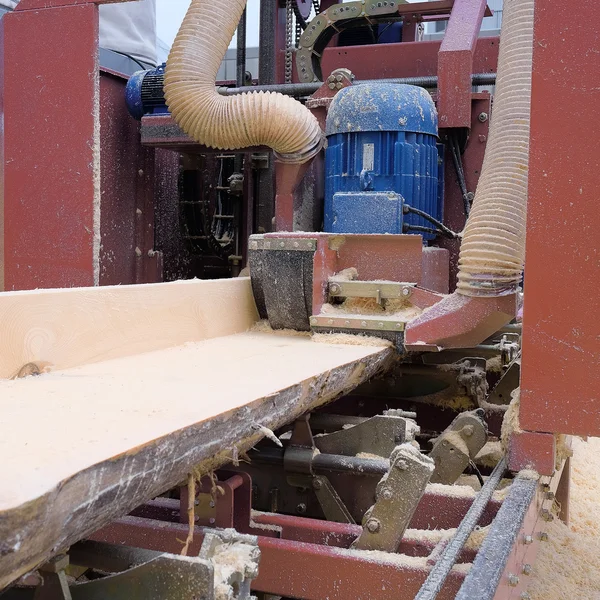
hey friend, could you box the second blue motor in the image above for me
[324,83,444,240]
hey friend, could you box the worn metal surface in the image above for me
[437,0,487,128]
[508,432,556,477]
[314,414,416,457]
[353,445,435,552]
[416,457,507,600]
[456,476,537,600]
[429,410,488,485]
[1,4,100,289]
[520,0,600,437]
[321,37,498,82]
[91,515,466,600]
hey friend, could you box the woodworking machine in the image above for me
[0,0,599,599]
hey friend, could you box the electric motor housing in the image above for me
[324,83,444,239]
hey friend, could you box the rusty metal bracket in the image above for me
[284,416,357,524]
[429,409,488,485]
[352,444,435,552]
[314,414,419,458]
[488,354,521,406]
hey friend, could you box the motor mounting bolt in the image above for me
[313,478,323,490]
[478,112,489,122]
[522,564,532,576]
[508,574,519,587]
[366,518,381,533]
[402,287,411,297]
[381,488,393,500]
[329,283,341,295]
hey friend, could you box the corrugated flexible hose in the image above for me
[164,0,324,163]
[456,0,534,296]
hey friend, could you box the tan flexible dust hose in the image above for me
[456,0,534,296]
[164,0,324,163]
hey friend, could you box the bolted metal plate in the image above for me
[328,280,416,301]
[310,314,407,332]
[365,0,407,17]
[249,237,317,252]
[328,2,364,21]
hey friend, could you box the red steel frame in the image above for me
[519,0,600,439]
[0,0,167,291]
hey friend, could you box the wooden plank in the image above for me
[0,332,393,589]
[0,278,258,379]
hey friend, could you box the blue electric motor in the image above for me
[125,63,169,120]
[324,83,444,239]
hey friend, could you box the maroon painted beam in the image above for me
[520,0,600,437]
[1,4,101,290]
[321,37,498,82]
[16,0,128,9]
[437,0,488,128]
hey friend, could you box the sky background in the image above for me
[156,0,261,49]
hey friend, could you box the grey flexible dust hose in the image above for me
[164,0,324,163]
[456,0,534,296]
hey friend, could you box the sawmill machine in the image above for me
[0,0,598,599]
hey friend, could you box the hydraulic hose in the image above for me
[164,0,324,163]
[456,0,534,296]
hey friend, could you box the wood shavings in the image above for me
[250,320,310,337]
[528,437,600,599]
[313,333,393,348]
[179,473,196,556]
[501,388,522,452]
[474,441,504,468]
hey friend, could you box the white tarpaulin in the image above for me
[0,0,157,66]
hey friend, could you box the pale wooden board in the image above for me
[0,278,259,379]
[0,332,393,589]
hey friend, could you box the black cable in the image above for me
[404,224,456,240]
[404,205,459,239]
[468,460,485,488]
[449,131,472,217]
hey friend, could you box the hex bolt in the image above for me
[381,488,393,500]
[523,534,533,545]
[336,74,343,82]
[296,503,307,514]
[402,287,411,297]
[328,82,336,90]
[463,425,475,437]
[366,518,381,533]
[478,112,489,122]
[508,574,520,587]
[329,283,341,295]
[541,509,554,522]
[313,478,323,490]
[539,532,549,542]
[522,564,532,576]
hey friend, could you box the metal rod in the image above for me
[236,8,247,88]
[217,73,497,97]
[252,447,390,476]
[455,476,538,600]
[414,457,507,600]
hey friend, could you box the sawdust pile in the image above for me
[250,320,310,337]
[527,437,600,600]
